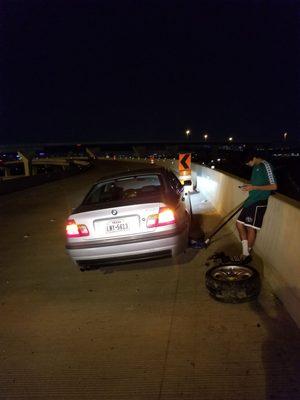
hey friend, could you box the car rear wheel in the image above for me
[205,264,260,303]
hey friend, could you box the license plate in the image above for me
[106,219,129,234]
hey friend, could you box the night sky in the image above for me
[1,0,299,144]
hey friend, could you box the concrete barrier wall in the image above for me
[192,163,247,215]
[257,195,300,328]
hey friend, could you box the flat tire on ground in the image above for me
[205,264,260,303]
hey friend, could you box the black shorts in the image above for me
[237,200,268,230]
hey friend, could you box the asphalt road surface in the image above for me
[0,160,300,400]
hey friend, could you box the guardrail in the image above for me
[0,158,92,194]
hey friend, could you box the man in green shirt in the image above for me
[236,152,277,261]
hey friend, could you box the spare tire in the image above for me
[205,264,260,303]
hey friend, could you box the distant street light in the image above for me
[283,132,288,141]
[185,129,191,140]
[203,133,208,141]
[228,137,233,142]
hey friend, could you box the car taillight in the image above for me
[146,207,176,228]
[66,219,89,237]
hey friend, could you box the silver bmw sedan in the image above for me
[65,167,191,268]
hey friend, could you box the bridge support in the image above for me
[18,152,32,176]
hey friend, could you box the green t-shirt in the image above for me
[244,161,276,208]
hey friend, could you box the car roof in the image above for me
[94,166,170,184]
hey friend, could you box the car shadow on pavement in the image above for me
[79,247,200,274]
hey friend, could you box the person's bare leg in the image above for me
[246,227,257,250]
[236,221,247,240]
[236,221,249,256]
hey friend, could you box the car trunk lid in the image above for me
[70,201,168,240]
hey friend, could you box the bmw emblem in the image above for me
[111,210,118,216]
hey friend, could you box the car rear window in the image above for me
[83,175,162,204]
